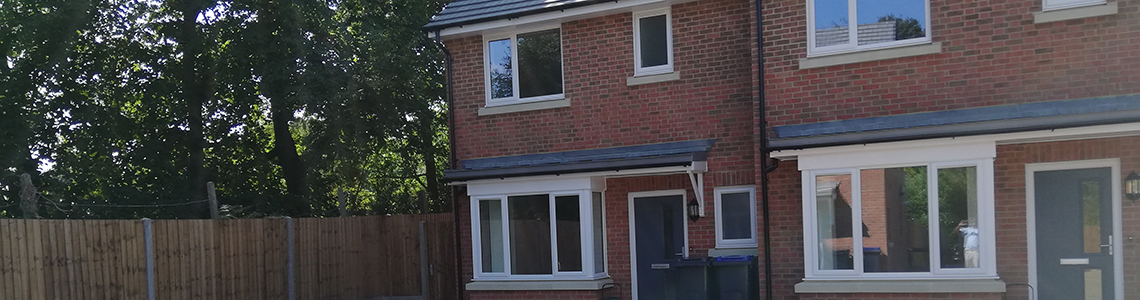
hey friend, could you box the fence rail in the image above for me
[0,214,456,300]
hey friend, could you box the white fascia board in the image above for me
[437,0,696,39]
[791,139,996,171]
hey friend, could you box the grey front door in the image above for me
[634,194,685,300]
[1034,167,1114,300]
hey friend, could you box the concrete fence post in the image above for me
[143,218,155,300]
[286,217,295,300]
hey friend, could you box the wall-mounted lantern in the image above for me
[1126,171,1140,201]
[687,199,701,222]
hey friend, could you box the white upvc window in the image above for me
[632,8,674,76]
[1043,0,1106,10]
[715,186,757,248]
[803,157,997,279]
[806,0,932,56]
[483,25,565,107]
[472,190,606,280]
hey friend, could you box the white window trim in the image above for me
[482,24,565,107]
[805,0,933,57]
[471,189,607,281]
[1043,0,1106,11]
[714,186,758,248]
[800,150,998,280]
[632,8,674,76]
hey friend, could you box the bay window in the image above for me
[804,159,996,279]
[473,190,606,279]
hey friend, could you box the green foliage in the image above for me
[0,0,450,219]
[878,14,925,41]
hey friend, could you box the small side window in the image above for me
[715,186,757,248]
[633,9,673,76]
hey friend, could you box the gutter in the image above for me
[433,30,466,300]
[754,1,779,300]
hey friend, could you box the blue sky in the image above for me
[815,0,926,29]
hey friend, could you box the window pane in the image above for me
[638,14,668,68]
[816,174,854,270]
[593,192,606,273]
[813,0,850,47]
[517,29,563,98]
[855,0,926,45]
[721,191,753,240]
[487,39,513,99]
[556,195,582,272]
[860,167,929,273]
[1082,180,1102,254]
[479,199,505,273]
[938,166,979,269]
[509,194,553,274]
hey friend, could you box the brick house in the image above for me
[425,0,1140,298]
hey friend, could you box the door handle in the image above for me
[1100,235,1113,256]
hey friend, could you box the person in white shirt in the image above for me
[954,220,979,268]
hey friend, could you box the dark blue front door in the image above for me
[634,194,685,300]
[1035,167,1114,300]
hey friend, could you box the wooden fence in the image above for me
[0,214,457,300]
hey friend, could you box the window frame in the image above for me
[805,0,933,57]
[801,159,997,280]
[471,189,607,281]
[714,186,758,249]
[632,8,674,76]
[1043,0,1106,11]
[482,24,565,107]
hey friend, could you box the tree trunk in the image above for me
[271,103,311,216]
[419,111,439,211]
[180,1,210,218]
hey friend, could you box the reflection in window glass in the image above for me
[479,199,505,273]
[487,39,513,99]
[813,0,850,47]
[855,0,926,45]
[509,194,552,274]
[638,14,668,68]
[1082,181,1102,254]
[860,167,929,272]
[938,166,979,269]
[517,29,563,98]
[721,192,753,240]
[816,174,854,270]
[593,192,606,273]
[555,195,582,272]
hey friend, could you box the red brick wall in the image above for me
[760,0,1140,128]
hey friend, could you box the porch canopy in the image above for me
[770,94,1140,151]
[445,139,715,182]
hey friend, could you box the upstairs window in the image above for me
[808,0,931,56]
[633,9,674,76]
[484,26,564,106]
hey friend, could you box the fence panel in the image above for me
[0,214,456,300]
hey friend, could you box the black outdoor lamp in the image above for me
[687,199,701,222]
[1126,171,1140,201]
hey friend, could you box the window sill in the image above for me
[466,277,613,291]
[627,71,681,86]
[478,98,571,116]
[794,278,1006,294]
[1034,2,1117,24]
[799,42,943,70]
